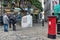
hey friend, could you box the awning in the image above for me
[54,4,60,13]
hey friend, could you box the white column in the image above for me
[50,0,53,15]
[41,0,44,19]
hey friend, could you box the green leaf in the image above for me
[2,3,8,7]
[28,0,43,12]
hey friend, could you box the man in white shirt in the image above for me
[3,13,9,32]
[27,14,32,27]
[21,11,33,28]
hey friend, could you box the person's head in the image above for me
[30,14,33,16]
[23,10,27,16]
[11,11,14,14]
[4,12,7,15]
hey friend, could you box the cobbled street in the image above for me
[0,22,60,40]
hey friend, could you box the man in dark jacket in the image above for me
[9,14,16,31]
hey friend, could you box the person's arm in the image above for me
[7,16,9,21]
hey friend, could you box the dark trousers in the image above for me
[42,19,44,26]
[9,23,16,31]
[35,15,38,23]
[9,23,11,28]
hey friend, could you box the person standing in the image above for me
[3,12,9,32]
[9,14,16,31]
[42,13,44,26]
[12,15,17,31]
[8,14,13,28]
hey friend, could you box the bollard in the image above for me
[48,16,56,39]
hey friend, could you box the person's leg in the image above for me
[13,23,16,31]
[42,19,44,26]
[35,15,37,23]
[4,24,8,32]
[9,23,11,28]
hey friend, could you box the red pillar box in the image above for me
[48,16,56,39]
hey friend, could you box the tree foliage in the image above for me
[28,0,43,12]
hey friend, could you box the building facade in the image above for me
[44,0,59,22]
[44,0,51,22]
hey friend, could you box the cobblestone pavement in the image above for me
[0,23,60,40]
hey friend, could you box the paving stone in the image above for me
[0,23,59,40]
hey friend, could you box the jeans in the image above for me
[4,24,8,32]
[42,19,44,26]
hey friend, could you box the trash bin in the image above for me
[48,16,56,39]
[57,20,60,34]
